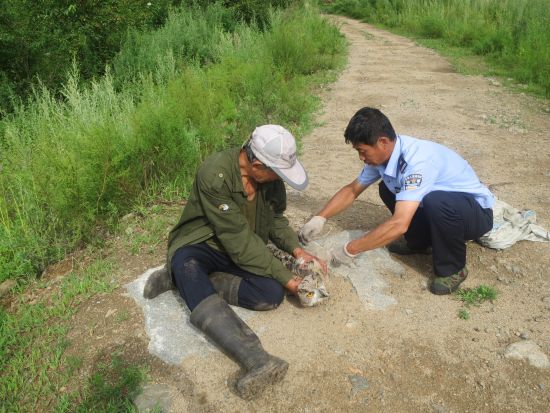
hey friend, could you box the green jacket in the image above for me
[167,147,299,285]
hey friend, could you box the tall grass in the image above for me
[0,2,345,282]
[325,0,550,97]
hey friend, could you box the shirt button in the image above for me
[218,173,223,178]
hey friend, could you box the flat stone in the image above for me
[504,340,550,369]
[306,230,404,310]
[125,266,255,364]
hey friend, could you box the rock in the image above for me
[348,375,369,397]
[405,309,413,315]
[133,383,175,413]
[504,341,550,369]
[520,331,530,340]
[0,279,16,298]
[542,296,550,310]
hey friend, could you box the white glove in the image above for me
[299,216,326,244]
[330,241,359,267]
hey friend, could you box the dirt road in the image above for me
[68,16,550,412]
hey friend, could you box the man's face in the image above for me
[353,139,389,166]
[250,162,280,183]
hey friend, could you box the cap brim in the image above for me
[271,160,308,191]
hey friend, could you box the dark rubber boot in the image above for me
[209,272,242,305]
[143,265,174,299]
[190,294,288,400]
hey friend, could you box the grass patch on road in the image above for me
[456,285,497,320]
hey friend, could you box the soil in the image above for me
[60,16,550,412]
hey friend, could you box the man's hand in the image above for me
[299,216,326,244]
[293,247,328,274]
[284,277,301,295]
[330,241,359,267]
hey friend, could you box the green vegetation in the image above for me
[458,308,470,320]
[324,0,550,97]
[456,284,497,319]
[60,353,148,413]
[0,1,346,283]
[0,257,117,411]
[456,284,497,306]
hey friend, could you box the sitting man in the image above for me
[300,107,493,294]
[144,124,326,399]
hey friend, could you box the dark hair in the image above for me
[344,107,396,146]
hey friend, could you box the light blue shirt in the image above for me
[357,135,494,209]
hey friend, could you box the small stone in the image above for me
[420,280,428,290]
[504,340,550,369]
[538,383,545,390]
[348,375,369,397]
[520,331,530,340]
[489,265,498,273]
[405,309,414,315]
[542,296,550,310]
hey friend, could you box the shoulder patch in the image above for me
[404,173,422,190]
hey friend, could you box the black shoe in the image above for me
[143,265,174,299]
[387,239,431,255]
[190,294,288,400]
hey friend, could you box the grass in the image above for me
[456,285,498,306]
[57,352,148,413]
[324,0,550,98]
[455,285,497,320]
[0,256,121,412]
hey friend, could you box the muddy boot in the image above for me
[143,265,174,299]
[209,272,241,305]
[190,294,288,400]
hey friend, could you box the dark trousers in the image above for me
[171,243,284,311]
[379,182,493,276]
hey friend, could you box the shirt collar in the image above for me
[382,135,402,178]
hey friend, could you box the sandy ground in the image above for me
[64,16,550,412]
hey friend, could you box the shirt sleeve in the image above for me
[357,165,381,186]
[196,169,294,285]
[395,160,438,202]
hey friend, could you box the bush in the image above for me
[0,2,346,282]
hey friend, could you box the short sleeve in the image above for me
[357,165,381,186]
[396,160,437,202]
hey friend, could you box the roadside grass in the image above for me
[324,0,550,98]
[0,2,346,283]
[0,255,147,412]
[56,352,148,413]
[455,285,497,320]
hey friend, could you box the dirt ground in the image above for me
[64,16,550,412]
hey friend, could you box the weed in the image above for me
[456,285,497,307]
[458,308,470,320]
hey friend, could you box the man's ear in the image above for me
[377,136,391,147]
